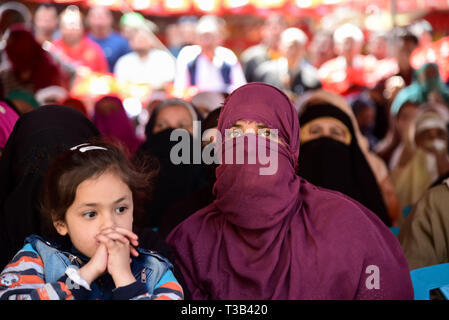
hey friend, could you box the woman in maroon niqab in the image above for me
[166,83,413,300]
[4,26,62,93]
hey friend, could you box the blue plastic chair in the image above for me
[439,284,449,299]
[389,226,400,237]
[410,263,449,300]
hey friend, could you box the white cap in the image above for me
[281,27,308,47]
[35,86,69,105]
[196,15,224,35]
[333,23,364,44]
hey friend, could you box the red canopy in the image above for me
[23,0,449,16]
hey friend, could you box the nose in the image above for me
[101,211,116,230]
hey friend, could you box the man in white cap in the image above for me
[114,20,175,90]
[173,15,246,97]
[240,13,286,83]
[251,27,321,97]
[318,23,397,96]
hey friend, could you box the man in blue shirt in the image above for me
[87,6,131,72]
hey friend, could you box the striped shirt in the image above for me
[0,244,184,300]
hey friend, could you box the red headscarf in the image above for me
[5,26,62,92]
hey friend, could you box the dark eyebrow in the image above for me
[81,196,127,208]
[256,124,270,129]
[230,124,243,128]
[114,196,127,204]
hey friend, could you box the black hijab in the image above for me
[298,104,391,226]
[0,105,100,269]
[157,107,222,239]
[134,128,207,229]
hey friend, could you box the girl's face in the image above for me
[152,105,193,135]
[54,170,133,258]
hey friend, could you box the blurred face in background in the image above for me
[415,127,448,153]
[396,102,419,140]
[34,6,58,37]
[130,28,152,56]
[166,24,182,47]
[197,31,221,53]
[395,38,418,72]
[336,37,361,62]
[179,21,197,46]
[355,106,376,130]
[261,14,286,50]
[60,11,84,46]
[87,6,112,39]
[153,104,193,135]
[281,40,305,67]
[309,32,335,68]
[368,35,389,60]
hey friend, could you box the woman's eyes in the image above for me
[227,128,275,138]
[308,126,322,135]
[228,128,243,138]
[179,123,192,131]
[155,122,167,130]
[330,128,345,137]
[258,128,271,137]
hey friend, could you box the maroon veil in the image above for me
[166,83,413,300]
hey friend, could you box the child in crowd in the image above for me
[0,141,183,300]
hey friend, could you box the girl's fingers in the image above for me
[99,227,139,246]
[96,232,138,256]
[102,231,129,245]
[95,234,116,249]
[130,246,139,257]
[114,227,139,246]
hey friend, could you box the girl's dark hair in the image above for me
[39,138,155,239]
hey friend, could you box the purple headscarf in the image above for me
[166,83,413,300]
[0,102,19,149]
[93,96,143,155]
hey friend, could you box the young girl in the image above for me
[0,141,184,300]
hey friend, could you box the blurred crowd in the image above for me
[1,1,449,299]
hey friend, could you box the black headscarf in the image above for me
[158,107,222,239]
[0,105,101,269]
[298,104,391,226]
[134,128,207,229]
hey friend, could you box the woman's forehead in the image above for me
[157,104,192,118]
[309,117,349,128]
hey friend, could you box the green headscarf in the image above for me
[391,63,449,115]
[6,90,40,108]
[119,12,145,28]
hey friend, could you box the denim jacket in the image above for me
[0,234,183,300]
